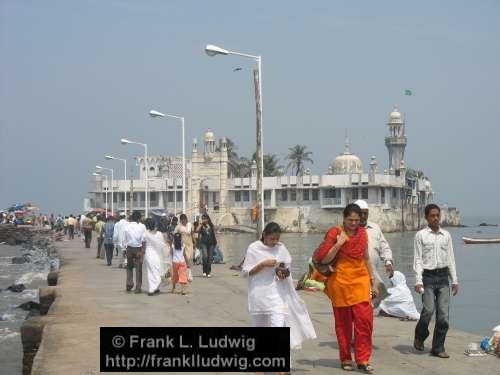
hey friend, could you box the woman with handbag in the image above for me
[313,203,379,373]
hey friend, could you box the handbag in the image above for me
[311,226,341,277]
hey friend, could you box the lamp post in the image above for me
[205,44,264,237]
[96,166,114,216]
[149,110,186,214]
[93,172,108,218]
[105,155,127,216]
[121,138,149,217]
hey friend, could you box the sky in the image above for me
[1,0,499,217]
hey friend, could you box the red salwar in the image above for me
[333,301,373,364]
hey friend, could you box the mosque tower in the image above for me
[384,106,407,175]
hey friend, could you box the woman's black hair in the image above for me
[260,222,281,241]
[343,203,362,218]
[145,218,156,231]
[173,232,182,249]
[179,213,187,222]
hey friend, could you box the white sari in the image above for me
[242,240,317,350]
[144,231,170,293]
[379,271,420,320]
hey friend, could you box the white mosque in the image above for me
[89,107,459,232]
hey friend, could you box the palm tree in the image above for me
[251,152,282,177]
[224,138,243,177]
[286,145,313,176]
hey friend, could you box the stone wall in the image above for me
[213,204,461,233]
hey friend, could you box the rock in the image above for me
[39,287,56,315]
[47,271,58,286]
[21,316,45,375]
[17,301,41,312]
[7,283,26,293]
[12,256,31,264]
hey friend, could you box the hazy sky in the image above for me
[1,0,499,217]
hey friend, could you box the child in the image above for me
[171,232,188,295]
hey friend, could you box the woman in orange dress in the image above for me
[313,203,379,373]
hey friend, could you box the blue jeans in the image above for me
[414,269,450,353]
[199,243,214,275]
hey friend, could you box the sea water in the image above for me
[0,243,51,375]
[217,219,500,336]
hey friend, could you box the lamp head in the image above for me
[120,138,131,145]
[105,155,114,160]
[149,110,165,118]
[92,172,101,176]
[205,44,229,56]
[95,165,103,169]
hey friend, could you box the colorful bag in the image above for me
[311,226,341,277]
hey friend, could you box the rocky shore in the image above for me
[0,225,59,375]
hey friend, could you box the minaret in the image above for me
[385,106,407,175]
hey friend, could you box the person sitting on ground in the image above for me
[374,270,420,321]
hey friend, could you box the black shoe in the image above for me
[126,287,133,293]
[147,292,155,296]
[413,338,425,351]
[154,289,160,294]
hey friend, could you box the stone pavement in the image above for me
[31,236,498,375]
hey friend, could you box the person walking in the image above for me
[82,214,93,248]
[143,218,169,296]
[123,211,146,293]
[175,214,195,282]
[67,215,76,240]
[95,215,105,259]
[171,233,189,295]
[313,203,378,373]
[413,203,459,358]
[196,214,217,278]
[102,216,115,266]
[113,213,128,268]
[242,222,316,373]
[354,200,394,285]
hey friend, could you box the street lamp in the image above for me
[105,155,127,216]
[149,109,186,214]
[96,165,114,216]
[93,172,108,218]
[205,44,264,236]
[121,138,149,217]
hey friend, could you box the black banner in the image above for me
[100,327,290,372]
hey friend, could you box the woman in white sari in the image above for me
[377,270,420,320]
[242,222,316,374]
[144,218,170,296]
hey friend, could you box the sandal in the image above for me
[341,362,354,371]
[357,363,374,373]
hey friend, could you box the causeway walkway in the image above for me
[31,236,498,374]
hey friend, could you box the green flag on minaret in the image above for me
[404,89,412,96]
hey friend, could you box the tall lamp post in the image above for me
[205,44,264,237]
[93,172,108,218]
[105,155,127,216]
[96,166,114,216]
[149,110,186,214]
[121,138,149,217]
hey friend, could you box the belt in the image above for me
[127,246,142,250]
[423,267,449,275]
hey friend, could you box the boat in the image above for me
[462,236,500,244]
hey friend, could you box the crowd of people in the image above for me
[56,201,458,373]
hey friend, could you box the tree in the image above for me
[251,152,282,177]
[224,138,244,177]
[285,144,313,176]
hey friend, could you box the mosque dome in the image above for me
[389,106,403,124]
[204,128,215,142]
[331,140,363,174]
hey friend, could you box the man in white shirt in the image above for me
[113,213,128,268]
[354,200,394,285]
[413,203,459,358]
[123,211,146,293]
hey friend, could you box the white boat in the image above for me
[462,236,500,244]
